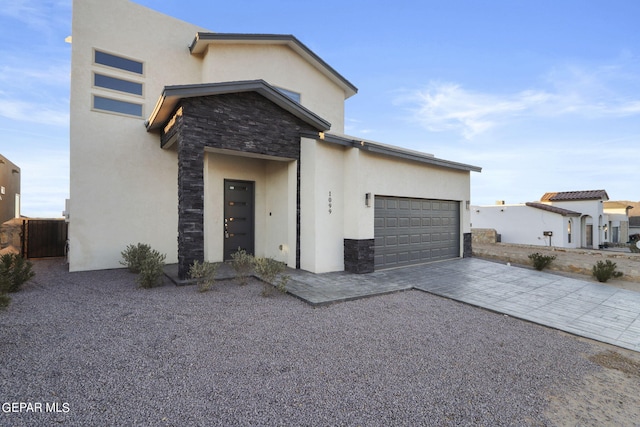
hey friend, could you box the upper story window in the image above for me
[94,73,143,96]
[91,49,145,118]
[94,50,144,75]
[275,87,301,103]
[93,95,143,117]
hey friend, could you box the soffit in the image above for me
[189,33,358,99]
[146,80,331,132]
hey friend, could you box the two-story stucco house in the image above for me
[0,154,20,224]
[69,0,481,278]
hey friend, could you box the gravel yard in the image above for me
[1,259,639,426]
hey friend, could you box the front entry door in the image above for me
[224,180,255,260]
[586,224,593,247]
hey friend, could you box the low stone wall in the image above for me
[1,218,23,253]
[472,228,498,244]
[473,242,640,282]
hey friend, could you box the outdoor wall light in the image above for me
[365,192,372,207]
[465,200,470,210]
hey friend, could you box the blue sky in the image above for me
[1,0,639,217]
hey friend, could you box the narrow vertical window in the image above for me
[567,220,572,243]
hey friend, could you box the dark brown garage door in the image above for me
[374,196,460,269]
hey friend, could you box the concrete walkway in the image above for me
[283,258,640,352]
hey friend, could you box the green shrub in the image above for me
[189,260,220,293]
[231,248,254,286]
[136,249,166,288]
[120,243,166,288]
[120,243,153,273]
[0,253,35,293]
[528,252,556,271]
[253,257,289,296]
[592,260,623,283]
[0,293,10,309]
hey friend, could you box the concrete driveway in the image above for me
[284,258,640,352]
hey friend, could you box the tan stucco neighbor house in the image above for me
[69,0,481,278]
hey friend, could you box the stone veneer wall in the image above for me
[0,218,23,255]
[473,242,640,282]
[164,92,318,278]
[463,232,472,258]
[471,228,498,244]
[344,239,375,273]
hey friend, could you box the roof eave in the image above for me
[312,132,482,173]
[146,80,331,133]
[189,33,358,99]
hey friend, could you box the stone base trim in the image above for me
[463,232,472,258]
[344,239,375,274]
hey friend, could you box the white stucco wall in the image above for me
[69,0,205,271]
[201,44,346,133]
[545,200,605,247]
[299,138,346,273]
[471,205,578,248]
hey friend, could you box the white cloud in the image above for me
[400,62,640,139]
[0,97,69,127]
[0,0,71,33]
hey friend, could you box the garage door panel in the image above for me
[374,196,460,269]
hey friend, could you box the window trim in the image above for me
[92,72,144,98]
[93,48,145,76]
[92,95,144,118]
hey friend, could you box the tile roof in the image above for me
[525,202,581,216]
[540,190,609,201]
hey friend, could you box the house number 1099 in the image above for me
[328,191,332,214]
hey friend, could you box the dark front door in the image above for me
[224,180,255,260]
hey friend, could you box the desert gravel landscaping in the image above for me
[1,259,639,426]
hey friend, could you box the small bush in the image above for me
[231,248,254,286]
[528,252,556,271]
[253,257,289,296]
[592,260,623,283]
[120,243,152,273]
[0,253,35,293]
[128,246,166,288]
[189,260,219,293]
[0,293,10,309]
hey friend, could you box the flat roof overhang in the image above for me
[146,79,332,133]
[189,33,358,99]
[302,131,482,173]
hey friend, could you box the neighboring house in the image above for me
[472,190,614,249]
[603,201,633,243]
[69,0,481,278]
[618,201,640,238]
[0,154,21,224]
